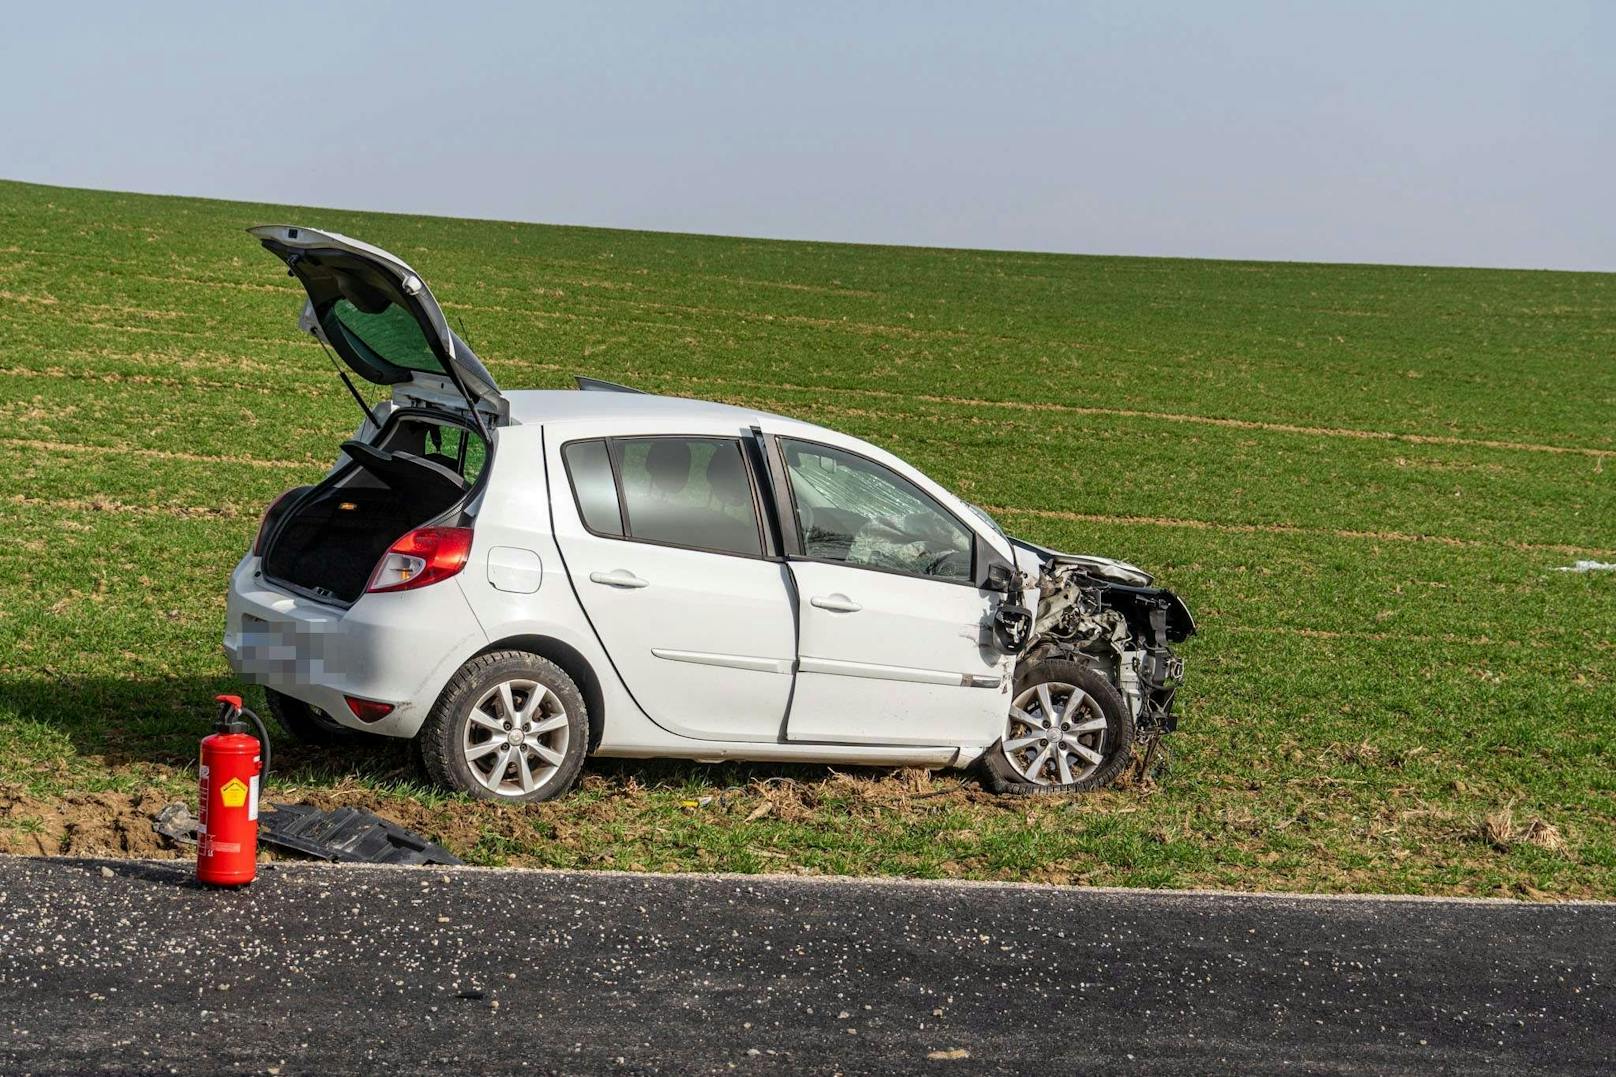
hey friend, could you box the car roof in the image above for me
[503,388,817,436]
[500,387,1017,562]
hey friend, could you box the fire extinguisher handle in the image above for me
[210,692,270,790]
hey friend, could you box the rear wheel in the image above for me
[979,658,1134,794]
[417,651,589,803]
[265,688,362,745]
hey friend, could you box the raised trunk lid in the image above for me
[250,225,508,428]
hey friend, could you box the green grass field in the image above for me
[1,178,1612,897]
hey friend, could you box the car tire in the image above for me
[265,688,363,745]
[979,658,1135,795]
[417,650,589,803]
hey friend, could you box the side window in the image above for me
[425,424,488,483]
[379,418,488,482]
[781,439,973,582]
[562,439,624,536]
[617,437,763,557]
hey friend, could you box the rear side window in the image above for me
[562,437,764,557]
[618,438,762,557]
[425,424,487,483]
[563,440,624,536]
[374,416,488,483]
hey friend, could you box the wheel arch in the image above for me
[476,634,606,752]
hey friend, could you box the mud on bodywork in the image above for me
[1000,541,1194,734]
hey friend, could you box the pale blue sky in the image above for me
[3,2,1610,269]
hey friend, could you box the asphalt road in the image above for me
[0,857,1610,1075]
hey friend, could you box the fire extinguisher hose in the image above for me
[242,705,272,791]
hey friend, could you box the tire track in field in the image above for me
[0,344,284,377]
[670,374,1616,460]
[499,360,1612,460]
[1221,620,1551,646]
[0,291,187,321]
[17,338,1614,465]
[5,318,1609,470]
[0,290,59,306]
[9,371,1602,554]
[556,295,1049,345]
[8,295,1610,459]
[7,354,1587,474]
[984,504,1616,559]
[1219,623,1615,653]
[13,486,1613,559]
[0,365,278,395]
[138,274,931,338]
[30,269,952,345]
[0,437,315,471]
[0,311,319,352]
[7,493,253,520]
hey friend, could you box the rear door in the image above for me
[548,433,797,743]
[251,225,508,429]
[771,437,1011,746]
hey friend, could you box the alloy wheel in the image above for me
[461,678,571,797]
[1001,680,1109,786]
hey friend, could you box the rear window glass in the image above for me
[618,438,762,557]
[563,440,624,536]
[327,299,446,375]
[425,424,487,483]
[376,418,488,483]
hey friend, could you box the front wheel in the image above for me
[417,651,589,803]
[979,658,1135,794]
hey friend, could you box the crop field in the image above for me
[0,178,1612,897]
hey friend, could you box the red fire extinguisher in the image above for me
[198,694,271,887]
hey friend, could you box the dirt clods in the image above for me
[0,787,182,858]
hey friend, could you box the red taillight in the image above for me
[252,488,303,556]
[365,527,474,594]
[345,696,395,723]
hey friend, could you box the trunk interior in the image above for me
[262,414,486,605]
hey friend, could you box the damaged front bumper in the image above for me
[1006,538,1195,733]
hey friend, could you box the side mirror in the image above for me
[985,562,1018,593]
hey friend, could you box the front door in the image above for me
[549,434,796,743]
[774,438,1010,746]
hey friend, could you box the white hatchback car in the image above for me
[226,227,1194,802]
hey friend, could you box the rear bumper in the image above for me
[223,556,487,738]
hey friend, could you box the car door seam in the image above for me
[776,527,804,742]
[544,426,681,739]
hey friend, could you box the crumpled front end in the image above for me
[1004,540,1194,733]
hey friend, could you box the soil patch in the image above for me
[0,787,182,858]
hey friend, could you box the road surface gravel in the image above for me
[0,856,1610,1074]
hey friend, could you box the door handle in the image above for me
[589,570,649,589]
[810,593,862,613]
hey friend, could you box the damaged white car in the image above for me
[225,226,1194,802]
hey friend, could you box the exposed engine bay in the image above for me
[996,541,1195,735]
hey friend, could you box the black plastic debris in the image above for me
[154,802,462,866]
[259,803,463,865]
